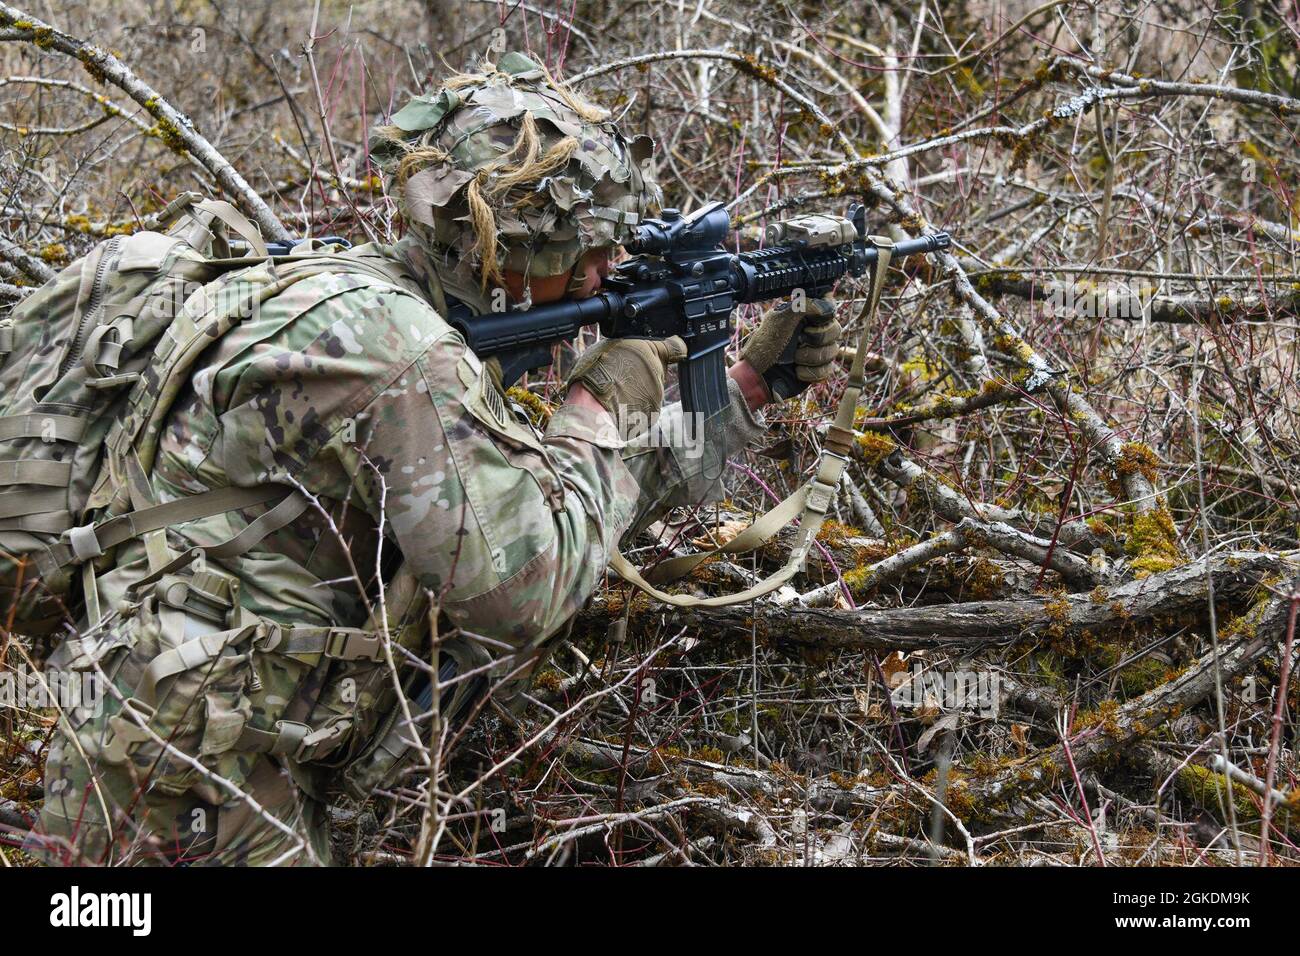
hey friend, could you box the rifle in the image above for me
[446,202,950,419]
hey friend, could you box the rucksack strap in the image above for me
[51,484,298,570]
[609,236,896,607]
[161,196,269,259]
[195,199,268,257]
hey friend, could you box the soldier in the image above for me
[34,52,843,865]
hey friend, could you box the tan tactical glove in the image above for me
[566,336,688,429]
[739,297,843,399]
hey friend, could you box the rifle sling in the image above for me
[610,236,895,608]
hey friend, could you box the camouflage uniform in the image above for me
[37,56,766,865]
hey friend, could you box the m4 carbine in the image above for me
[447,202,950,420]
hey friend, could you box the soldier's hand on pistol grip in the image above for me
[739,296,843,401]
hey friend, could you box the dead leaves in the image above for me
[690,518,751,551]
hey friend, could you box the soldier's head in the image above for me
[373,52,660,305]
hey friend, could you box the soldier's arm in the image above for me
[619,363,769,538]
[347,327,638,654]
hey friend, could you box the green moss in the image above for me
[531,668,563,692]
[691,744,726,764]
[1074,698,1121,736]
[1116,442,1160,484]
[1087,513,1119,540]
[148,117,188,154]
[900,351,943,382]
[828,770,860,790]
[77,46,109,85]
[962,556,1005,600]
[841,564,876,594]
[1220,609,1259,641]
[1116,655,1172,696]
[1125,507,1182,578]
[854,430,896,465]
[1174,764,1264,830]
[815,518,860,551]
[1042,593,1071,642]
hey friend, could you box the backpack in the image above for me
[0,192,407,636]
[1,193,472,794]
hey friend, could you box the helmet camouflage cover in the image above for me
[374,51,661,290]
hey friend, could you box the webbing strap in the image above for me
[257,624,385,663]
[234,718,352,761]
[52,484,290,569]
[134,624,257,708]
[235,721,309,757]
[204,489,308,559]
[82,561,102,629]
[642,484,810,586]
[194,199,268,258]
[829,237,896,454]
[609,237,895,608]
[0,459,72,487]
[0,511,72,534]
[0,321,11,355]
[124,452,172,575]
[0,487,65,519]
[0,413,86,443]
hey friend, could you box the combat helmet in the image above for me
[373,51,660,293]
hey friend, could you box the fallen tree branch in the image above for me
[868,448,1099,550]
[951,566,1300,813]
[588,550,1282,650]
[1058,58,1300,115]
[0,235,54,283]
[971,271,1300,325]
[0,280,32,302]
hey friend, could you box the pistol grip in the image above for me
[763,330,804,401]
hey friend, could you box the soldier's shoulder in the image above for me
[259,261,455,361]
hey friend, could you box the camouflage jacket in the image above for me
[94,237,766,672]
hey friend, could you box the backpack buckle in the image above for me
[103,697,157,764]
[152,566,239,628]
[324,628,383,662]
[294,719,353,762]
[806,452,847,515]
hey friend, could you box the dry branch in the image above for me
[586,550,1284,650]
[0,2,289,240]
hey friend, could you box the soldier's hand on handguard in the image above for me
[739,296,844,401]
[565,336,689,435]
